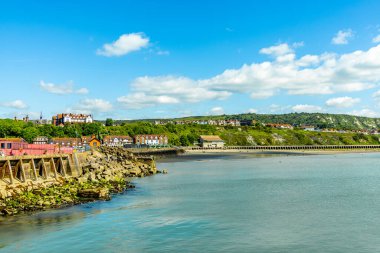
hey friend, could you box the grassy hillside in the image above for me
[101,113,380,130]
[166,113,380,130]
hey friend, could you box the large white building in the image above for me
[52,113,93,126]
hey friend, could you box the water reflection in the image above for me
[0,208,88,244]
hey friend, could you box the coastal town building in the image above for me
[103,135,133,147]
[13,116,30,122]
[154,119,243,127]
[134,134,168,146]
[50,137,82,147]
[50,135,100,148]
[299,125,316,131]
[33,112,52,125]
[33,136,50,144]
[0,138,66,156]
[240,120,258,126]
[81,135,101,147]
[266,123,294,130]
[226,120,241,126]
[199,135,225,148]
[0,138,26,150]
[52,113,93,126]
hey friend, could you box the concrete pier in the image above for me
[0,154,78,187]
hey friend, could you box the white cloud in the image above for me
[76,88,89,94]
[325,96,360,108]
[118,93,179,109]
[96,33,149,57]
[332,29,354,45]
[296,55,320,67]
[259,43,293,56]
[73,99,113,113]
[349,109,379,118]
[292,104,322,113]
[40,80,89,95]
[210,107,224,115]
[250,90,275,99]
[247,108,258,113]
[117,76,231,109]
[118,43,380,109]
[201,43,380,96]
[1,100,28,109]
[373,34,380,43]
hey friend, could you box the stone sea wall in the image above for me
[0,147,166,216]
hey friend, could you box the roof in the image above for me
[56,113,92,119]
[134,134,167,138]
[0,138,26,142]
[103,135,132,141]
[81,136,100,143]
[33,136,49,140]
[199,135,224,142]
[51,137,81,143]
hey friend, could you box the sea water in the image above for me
[1,153,380,252]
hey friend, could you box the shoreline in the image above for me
[156,148,380,163]
[184,148,380,155]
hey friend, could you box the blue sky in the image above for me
[1,0,380,120]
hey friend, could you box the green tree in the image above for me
[179,135,190,146]
[105,118,114,126]
[82,123,102,136]
[21,127,39,143]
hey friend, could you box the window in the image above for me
[1,143,4,149]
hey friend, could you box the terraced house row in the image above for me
[0,134,169,156]
[32,134,168,148]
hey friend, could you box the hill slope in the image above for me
[171,113,380,130]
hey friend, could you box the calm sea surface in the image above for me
[1,153,380,252]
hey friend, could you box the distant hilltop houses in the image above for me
[155,119,244,126]
[265,123,294,130]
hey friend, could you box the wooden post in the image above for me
[19,159,26,182]
[1,162,6,180]
[41,159,48,179]
[7,160,14,184]
[72,153,81,176]
[50,157,57,179]
[59,156,67,177]
[30,158,38,181]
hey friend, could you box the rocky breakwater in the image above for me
[0,147,164,216]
